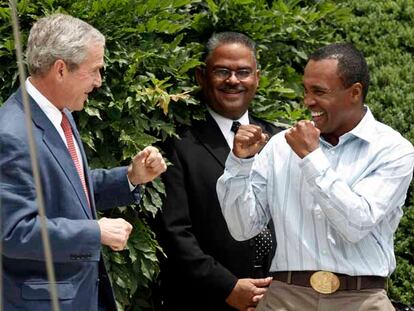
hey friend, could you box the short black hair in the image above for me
[309,43,370,101]
[205,32,257,62]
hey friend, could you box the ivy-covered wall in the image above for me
[0,0,412,309]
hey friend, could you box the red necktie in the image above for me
[61,112,90,207]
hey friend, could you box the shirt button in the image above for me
[322,250,327,255]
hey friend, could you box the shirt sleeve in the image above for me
[300,145,414,243]
[217,143,273,242]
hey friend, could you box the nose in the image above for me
[225,71,240,85]
[303,92,316,108]
[94,70,102,88]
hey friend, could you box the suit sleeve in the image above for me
[0,133,101,263]
[91,166,140,211]
[158,139,238,301]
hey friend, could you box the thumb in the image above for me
[135,149,149,163]
[259,133,269,145]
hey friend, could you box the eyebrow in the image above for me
[212,65,253,70]
[305,85,329,92]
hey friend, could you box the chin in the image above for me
[71,104,85,112]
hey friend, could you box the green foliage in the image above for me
[337,0,414,305]
[0,0,350,309]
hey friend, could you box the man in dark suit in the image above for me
[156,32,281,311]
[0,14,166,310]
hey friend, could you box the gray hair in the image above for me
[26,13,105,76]
[205,32,257,63]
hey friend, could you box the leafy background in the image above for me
[0,0,412,309]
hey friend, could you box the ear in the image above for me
[195,67,205,88]
[255,69,260,88]
[350,82,363,103]
[52,59,67,82]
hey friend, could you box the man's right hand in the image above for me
[98,217,133,251]
[225,277,272,310]
[233,125,268,159]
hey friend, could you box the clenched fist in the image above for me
[98,217,133,251]
[233,125,269,159]
[285,120,320,158]
[127,146,167,185]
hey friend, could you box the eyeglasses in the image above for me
[211,68,254,81]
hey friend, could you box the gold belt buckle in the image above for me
[310,271,340,294]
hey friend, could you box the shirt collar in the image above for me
[25,78,63,128]
[320,106,376,147]
[344,106,376,143]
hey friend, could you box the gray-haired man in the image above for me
[0,13,166,310]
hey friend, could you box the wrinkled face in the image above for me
[303,59,363,145]
[196,43,259,120]
[61,43,104,111]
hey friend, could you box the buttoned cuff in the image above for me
[225,151,255,177]
[127,176,137,192]
[126,175,141,203]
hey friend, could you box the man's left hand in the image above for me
[127,146,167,185]
[225,277,272,311]
[285,120,320,158]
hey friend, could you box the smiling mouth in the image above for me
[311,111,324,117]
[221,86,245,93]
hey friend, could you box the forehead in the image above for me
[80,43,105,68]
[303,59,342,89]
[206,43,256,69]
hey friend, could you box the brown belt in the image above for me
[270,271,387,293]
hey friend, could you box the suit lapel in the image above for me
[22,91,92,218]
[192,113,230,168]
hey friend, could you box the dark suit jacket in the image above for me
[156,113,281,311]
[0,88,139,311]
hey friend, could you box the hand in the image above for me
[233,125,269,159]
[225,277,272,311]
[285,120,320,158]
[127,146,167,185]
[98,217,133,251]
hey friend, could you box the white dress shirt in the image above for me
[217,107,414,277]
[207,106,249,148]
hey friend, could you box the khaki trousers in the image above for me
[256,280,395,311]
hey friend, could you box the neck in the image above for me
[30,76,63,111]
[322,106,366,146]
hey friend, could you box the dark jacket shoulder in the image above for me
[250,115,283,138]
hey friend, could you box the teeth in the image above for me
[311,111,324,117]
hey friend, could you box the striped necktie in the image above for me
[61,112,90,207]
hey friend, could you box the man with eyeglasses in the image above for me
[217,43,414,310]
[155,32,281,311]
